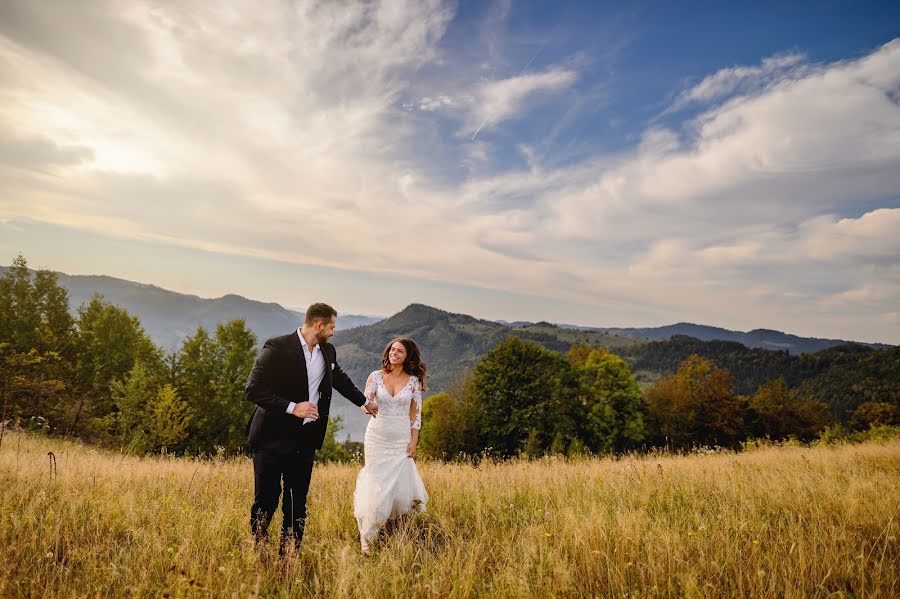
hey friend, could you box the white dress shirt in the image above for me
[285,330,325,425]
[285,329,368,424]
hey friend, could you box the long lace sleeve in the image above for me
[411,377,423,430]
[364,372,377,402]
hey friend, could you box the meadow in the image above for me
[1,431,897,598]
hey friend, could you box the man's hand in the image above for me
[362,401,378,417]
[406,440,416,458]
[292,401,318,420]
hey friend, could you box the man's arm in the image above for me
[244,341,291,413]
[330,358,368,407]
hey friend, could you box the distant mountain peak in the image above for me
[401,303,446,313]
[390,303,452,321]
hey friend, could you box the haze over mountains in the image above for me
[0,267,381,351]
[3,266,884,355]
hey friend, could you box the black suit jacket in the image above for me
[245,332,367,454]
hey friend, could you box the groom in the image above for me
[245,302,377,554]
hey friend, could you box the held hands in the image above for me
[292,401,318,420]
[362,400,379,417]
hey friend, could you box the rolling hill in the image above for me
[562,322,890,355]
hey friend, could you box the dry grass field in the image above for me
[1,431,897,598]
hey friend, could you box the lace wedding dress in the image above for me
[353,370,428,549]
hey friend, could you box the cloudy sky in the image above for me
[1,0,899,343]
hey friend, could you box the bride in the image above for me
[353,337,429,555]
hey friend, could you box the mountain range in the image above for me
[3,265,894,440]
[558,322,891,355]
[5,266,884,356]
[0,266,381,351]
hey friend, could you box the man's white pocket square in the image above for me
[331,363,335,370]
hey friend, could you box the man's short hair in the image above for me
[305,302,337,325]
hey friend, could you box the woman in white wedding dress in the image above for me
[353,337,429,555]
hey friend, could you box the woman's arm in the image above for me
[407,428,419,458]
[407,378,423,457]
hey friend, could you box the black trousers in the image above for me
[250,449,315,546]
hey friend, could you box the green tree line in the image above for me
[0,255,356,458]
[0,256,264,453]
[3,254,896,460]
[618,335,900,420]
[417,336,899,459]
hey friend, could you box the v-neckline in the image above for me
[380,371,411,398]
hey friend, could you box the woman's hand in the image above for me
[406,440,417,458]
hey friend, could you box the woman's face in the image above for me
[388,341,408,367]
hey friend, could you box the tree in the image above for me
[72,296,163,436]
[849,401,899,430]
[0,256,76,431]
[176,320,257,454]
[0,347,68,429]
[470,336,577,457]
[210,320,257,453]
[418,370,484,459]
[747,378,829,441]
[109,362,161,451]
[0,254,40,352]
[145,384,192,453]
[32,269,75,358]
[575,348,647,454]
[174,326,217,450]
[564,344,593,368]
[645,355,745,449]
[419,392,466,459]
[797,346,900,421]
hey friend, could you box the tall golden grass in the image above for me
[1,431,897,598]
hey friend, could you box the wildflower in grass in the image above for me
[508,504,515,509]
[545,532,552,537]
[625,561,634,568]
[752,539,760,546]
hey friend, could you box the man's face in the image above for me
[315,316,337,343]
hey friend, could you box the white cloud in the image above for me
[670,52,806,111]
[469,67,578,134]
[412,66,578,137]
[0,0,455,273]
[0,1,898,342]
[800,209,900,262]
[547,39,900,244]
[418,95,455,111]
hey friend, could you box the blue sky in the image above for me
[1,0,899,343]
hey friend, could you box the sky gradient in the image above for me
[1,1,899,343]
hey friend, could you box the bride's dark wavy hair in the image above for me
[381,337,428,390]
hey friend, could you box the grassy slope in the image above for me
[1,432,897,598]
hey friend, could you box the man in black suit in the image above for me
[245,302,377,554]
